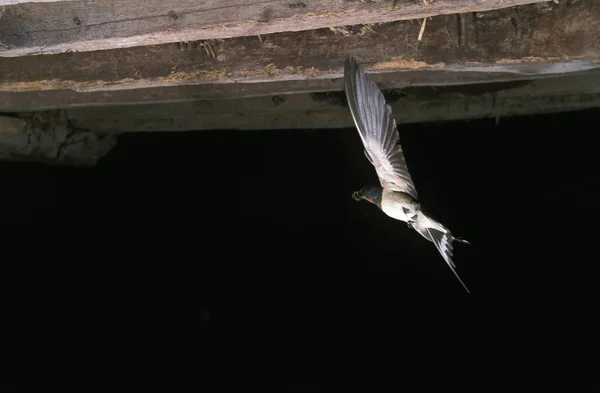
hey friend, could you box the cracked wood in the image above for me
[0,1,598,111]
[0,0,549,57]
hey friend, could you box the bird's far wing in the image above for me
[344,56,418,200]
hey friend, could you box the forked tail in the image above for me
[414,212,471,293]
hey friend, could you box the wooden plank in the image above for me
[2,60,600,112]
[0,111,116,165]
[0,0,549,57]
[62,71,600,131]
[1,0,598,111]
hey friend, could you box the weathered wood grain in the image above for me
[0,0,597,112]
[2,60,599,112]
[62,70,600,131]
[0,0,549,57]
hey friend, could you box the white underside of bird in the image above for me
[380,189,417,222]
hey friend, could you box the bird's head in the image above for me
[352,186,382,207]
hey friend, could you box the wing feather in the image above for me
[344,57,418,199]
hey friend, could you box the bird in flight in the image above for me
[344,56,470,293]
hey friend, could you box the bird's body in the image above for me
[345,57,470,292]
[380,190,418,223]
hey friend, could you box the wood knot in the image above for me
[288,2,307,8]
[272,96,285,106]
[258,7,273,23]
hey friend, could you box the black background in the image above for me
[5,108,599,386]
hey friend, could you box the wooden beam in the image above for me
[0,0,550,57]
[0,111,116,165]
[1,0,598,112]
[3,60,599,112]
[61,71,600,131]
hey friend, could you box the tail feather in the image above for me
[415,212,470,293]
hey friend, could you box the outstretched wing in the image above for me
[344,57,418,200]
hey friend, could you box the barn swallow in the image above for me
[344,57,470,293]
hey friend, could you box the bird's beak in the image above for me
[353,191,373,203]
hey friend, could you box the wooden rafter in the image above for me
[0,0,550,57]
[1,1,598,111]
